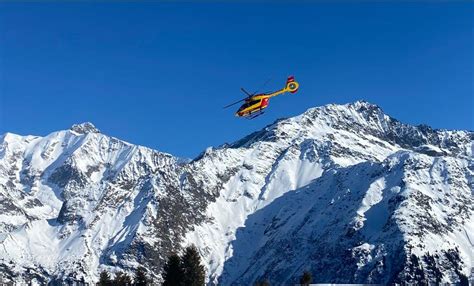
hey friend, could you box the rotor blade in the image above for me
[253,78,272,95]
[223,98,246,109]
[240,88,253,97]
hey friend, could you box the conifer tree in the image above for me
[114,271,133,286]
[134,267,148,286]
[181,245,205,286]
[162,253,184,286]
[97,270,112,286]
[254,279,270,286]
[299,271,312,285]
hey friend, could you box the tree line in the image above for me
[96,245,205,286]
[97,245,313,286]
[97,267,147,286]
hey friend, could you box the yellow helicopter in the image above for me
[224,76,300,119]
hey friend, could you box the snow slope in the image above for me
[0,101,472,284]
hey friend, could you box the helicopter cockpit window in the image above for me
[241,100,261,110]
[250,100,261,106]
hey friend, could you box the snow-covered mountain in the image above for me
[0,101,472,285]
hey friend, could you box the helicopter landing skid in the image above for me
[247,111,265,120]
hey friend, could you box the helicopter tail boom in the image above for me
[266,76,299,98]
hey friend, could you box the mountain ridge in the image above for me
[0,101,472,285]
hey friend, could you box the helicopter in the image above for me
[224,76,300,119]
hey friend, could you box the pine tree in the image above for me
[162,253,184,286]
[409,254,426,284]
[254,279,270,286]
[459,273,469,286]
[299,271,312,285]
[134,267,148,286]
[97,270,112,286]
[181,245,205,286]
[423,253,442,283]
[114,271,133,286]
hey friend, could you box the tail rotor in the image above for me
[285,76,299,93]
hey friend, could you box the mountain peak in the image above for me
[349,99,381,110]
[301,100,384,119]
[70,122,100,134]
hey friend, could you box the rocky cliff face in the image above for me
[0,101,472,285]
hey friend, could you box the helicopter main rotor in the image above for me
[223,88,255,109]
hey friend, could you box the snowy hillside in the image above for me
[0,101,472,285]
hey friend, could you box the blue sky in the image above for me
[1,2,472,158]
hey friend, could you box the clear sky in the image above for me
[1,2,472,158]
